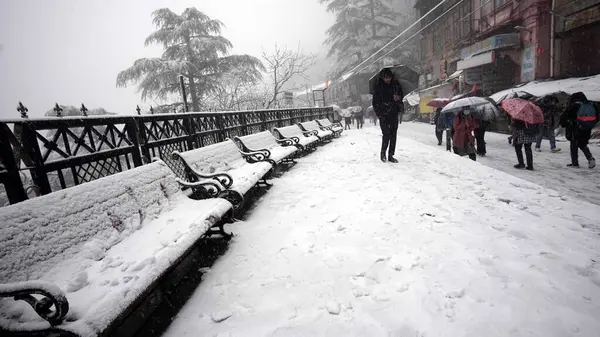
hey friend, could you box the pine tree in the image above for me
[117,8,264,111]
[320,0,417,78]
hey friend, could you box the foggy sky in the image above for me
[0,0,334,118]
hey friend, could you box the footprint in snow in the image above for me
[325,301,341,315]
[211,310,233,323]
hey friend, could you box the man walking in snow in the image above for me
[373,68,403,163]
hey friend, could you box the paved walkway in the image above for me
[163,127,600,337]
[399,121,600,206]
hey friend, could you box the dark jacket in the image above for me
[560,92,599,143]
[372,77,403,119]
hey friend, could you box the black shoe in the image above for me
[388,156,398,163]
[380,152,386,162]
[514,163,525,169]
[438,142,442,146]
[567,163,579,167]
[526,166,534,171]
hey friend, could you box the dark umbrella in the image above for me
[369,65,419,96]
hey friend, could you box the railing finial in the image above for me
[53,103,63,117]
[17,101,29,118]
[80,103,88,117]
[136,105,141,115]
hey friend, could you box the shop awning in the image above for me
[403,90,420,106]
[447,70,463,81]
[457,51,495,71]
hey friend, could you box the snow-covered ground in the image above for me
[164,126,600,337]
[399,122,600,207]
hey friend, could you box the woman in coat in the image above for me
[450,108,478,161]
[511,117,537,170]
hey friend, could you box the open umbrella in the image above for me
[441,96,500,121]
[427,98,450,108]
[369,65,419,96]
[500,98,544,125]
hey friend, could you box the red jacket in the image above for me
[452,114,479,149]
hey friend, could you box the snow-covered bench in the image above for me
[232,132,298,172]
[315,118,343,137]
[0,160,233,337]
[272,125,320,153]
[171,140,273,212]
[298,120,334,142]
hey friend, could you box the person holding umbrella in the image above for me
[501,98,545,170]
[372,68,403,163]
[450,108,478,161]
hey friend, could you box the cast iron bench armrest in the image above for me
[172,151,234,189]
[230,137,275,165]
[0,281,69,326]
[174,178,224,198]
[274,137,297,146]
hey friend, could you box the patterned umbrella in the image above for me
[500,98,544,125]
[427,98,450,108]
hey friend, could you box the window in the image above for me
[494,0,507,8]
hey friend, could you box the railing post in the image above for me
[260,111,267,131]
[276,110,282,128]
[215,113,225,141]
[240,111,248,136]
[125,117,143,167]
[135,118,151,163]
[183,113,195,150]
[0,123,27,204]
[21,122,51,195]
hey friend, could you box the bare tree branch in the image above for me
[262,44,317,109]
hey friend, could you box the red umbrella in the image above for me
[500,98,544,125]
[427,98,450,108]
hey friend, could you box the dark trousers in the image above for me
[570,139,593,165]
[380,116,399,156]
[344,117,352,130]
[515,142,533,168]
[474,127,487,155]
[356,116,364,129]
[435,128,443,145]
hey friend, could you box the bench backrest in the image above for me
[317,118,333,126]
[275,125,305,138]
[300,120,321,130]
[237,131,279,151]
[176,139,246,174]
[0,160,182,283]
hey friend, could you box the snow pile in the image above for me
[490,74,600,102]
[177,141,272,195]
[0,160,232,336]
[164,127,600,337]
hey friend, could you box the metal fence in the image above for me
[0,107,333,205]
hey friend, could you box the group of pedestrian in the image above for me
[342,105,366,130]
[433,91,598,170]
[370,67,598,170]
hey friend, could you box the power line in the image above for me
[354,0,467,76]
[339,0,450,81]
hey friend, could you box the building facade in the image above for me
[553,0,600,78]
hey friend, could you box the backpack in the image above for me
[576,102,598,130]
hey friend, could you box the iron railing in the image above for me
[0,107,333,205]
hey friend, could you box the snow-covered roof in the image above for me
[490,74,600,103]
